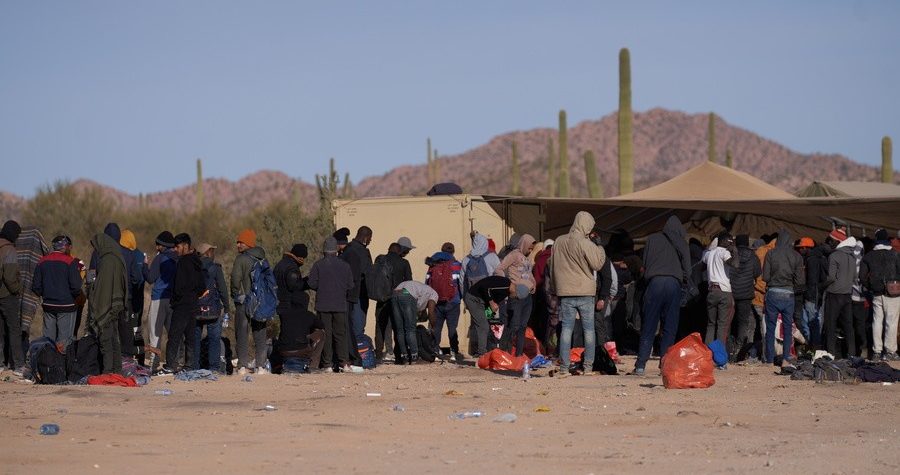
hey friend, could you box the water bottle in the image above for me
[522,362,531,380]
[154,389,173,396]
[222,313,230,328]
[39,424,60,435]
[449,411,484,420]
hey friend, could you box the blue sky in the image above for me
[1,1,898,197]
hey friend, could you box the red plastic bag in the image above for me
[86,374,138,387]
[660,333,715,389]
[570,347,584,363]
[477,349,529,371]
[511,327,544,359]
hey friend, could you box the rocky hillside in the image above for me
[4,108,896,221]
[356,108,897,197]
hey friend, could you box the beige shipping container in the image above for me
[332,194,544,352]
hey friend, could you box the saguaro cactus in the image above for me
[883,136,893,183]
[707,113,717,163]
[558,109,570,198]
[546,137,557,197]
[433,149,441,183]
[316,157,340,204]
[726,148,733,168]
[426,138,434,186]
[342,172,354,198]
[584,150,603,198]
[196,158,204,210]
[618,48,634,195]
[511,140,521,195]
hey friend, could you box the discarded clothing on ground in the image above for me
[854,362,900,383]
[87,374,138,387]
[787,357,856,382]
[175,369,218,382]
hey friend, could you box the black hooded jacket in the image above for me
[89,223,143,304]
[171,251,205,314]
[274,255,310,313]
[642,216,692,281]
[730,245,761,300]
[804,244,829,303]
[762,229,804,290]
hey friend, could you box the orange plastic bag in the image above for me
[660,332,715,389]
[512,327,544,359]
[477,348,529,371]
[569,347,584,363]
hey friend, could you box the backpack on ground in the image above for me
[416,325,437,362]
[65,334,101,383]
[246,258,278,322]
[428,260,457,302]
[464,254,489,291]
[357,335,377,369]
[198,260,223,320]
[33,341,67,384]
[367,254,394,302]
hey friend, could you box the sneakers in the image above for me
[237,367,250,376]
[883,352,900,361]
[12,367,25,378]
[340,364,352,373]
[581,370,595,376]
[453,352,465,363]
[553,367,570,378]
[256,367,270,375]
[632,367,646,376]
[154,366,175,376]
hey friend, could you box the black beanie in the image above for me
[735,234,749,248]
[875,229,889,242]
[156,231,175,248]
[174,233,192,246]
[290,244,308,258]
[0,220,21,243]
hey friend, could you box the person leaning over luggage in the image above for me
[463,275,525,355]
[307,237,354,373]
[32,235,83,349]
[391,280,439,364]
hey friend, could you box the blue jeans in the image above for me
[764,289,794,364]
[283,357,310,373]
[390,292,419,358]
[433,300,461,353]
[559,296,596,371]
[350,300,368,340]
[194,317,223,372]
[637,276,681,370]
[507,296,534,357]
[800,300,823,348]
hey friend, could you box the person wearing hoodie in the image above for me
[231,228,270,375]
[32,235,83,348]
[372,242,412,362]
[0,220,24,374]
[730,235,761,361]
[822,229,858,358]
[801,238,829,348]
[634,216,692,376]
[118,229,146,363]
[161,233,205,374]
[144,231,177,371]
[495,234,537,358]
[89,223,143,305]
[307,237,355,372]
[860,229,900,360]
[194,243,231,372]
[426,242,464,362]
[89,232,127,375]
[341,226,374,365]
[550,212,606,377]
[762,229,804,365]
[461,233,502,357]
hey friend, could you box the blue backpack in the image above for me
[464,254,489,293]
[246,257,278,322]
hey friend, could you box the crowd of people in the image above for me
[0,212,898,380]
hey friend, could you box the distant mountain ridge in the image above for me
[2,108,895,220]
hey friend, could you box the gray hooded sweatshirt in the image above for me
[460,233,501,285]
[825,237,858,295]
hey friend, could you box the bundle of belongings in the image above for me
[782,353,900,383]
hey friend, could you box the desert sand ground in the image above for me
[1,355,898,475]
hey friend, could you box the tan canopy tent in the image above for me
[795,180,900,199]
[484,162,900,242]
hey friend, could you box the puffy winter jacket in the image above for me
[730,246,761,300]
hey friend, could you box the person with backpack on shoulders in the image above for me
[461,233,501,357]
[860,229,900,361]
[32,235,83,349]
[391,280,439,364]
[426,242,464,362]
[762,229,805,366]
[341,226,374,365]
[495,234,537,358]
[231,228,270,375]
[88,230,127,375]
[370,242,412,363]
[0,221,25,375]
[633,216,692,376]
[307,237,354,372]
[145,231,177,372]
[158,234,205,374]
[193,243,230,373]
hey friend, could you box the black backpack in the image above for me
[367,254,394,302]
[415,325,437,362]
[35,344,67,384]
[66,334,101,383]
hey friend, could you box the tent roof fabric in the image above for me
[795,181,900,199]
[610,161,796,201]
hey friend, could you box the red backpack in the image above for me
[428,261,457,302]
